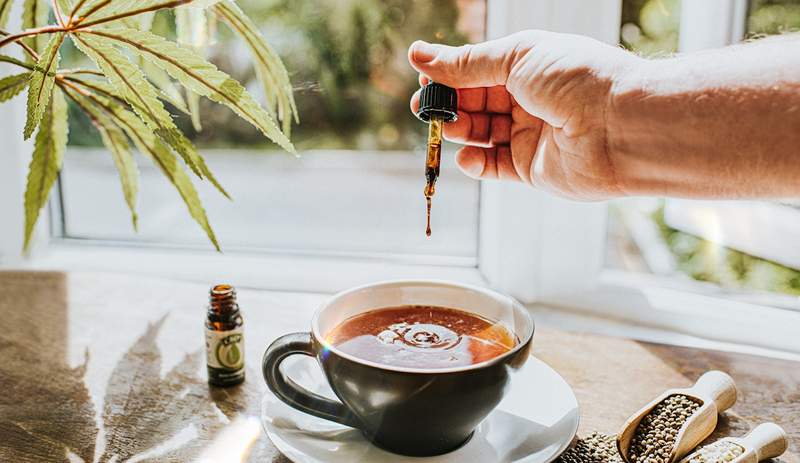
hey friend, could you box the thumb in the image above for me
[408,33,533,88]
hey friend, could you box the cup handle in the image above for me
[262,332,362,428]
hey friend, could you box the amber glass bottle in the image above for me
[205,284,245,386]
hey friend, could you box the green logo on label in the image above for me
[216,334,244,369]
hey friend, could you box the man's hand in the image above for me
[410,31,800,200]
[409,31,640,200]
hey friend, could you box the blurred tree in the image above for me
[185,0,479,150]
[748,0,800,36]
[621,0,680,55]
[64,0,482,151]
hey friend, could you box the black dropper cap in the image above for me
[416,82,458,123]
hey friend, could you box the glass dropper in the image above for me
[415,82,458,237]
[424,115,443,236]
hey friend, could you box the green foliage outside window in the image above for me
[68,0,479,151]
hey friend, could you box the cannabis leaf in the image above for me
[72,33,231,199]
[0,72,30,101]
[141,56,190,115]
[0,0,12,29]
[23,88,68,251]
[0,0,297,252]
[0,53,32,69]
[85,28,294,153]
[23,32,63,139]
[66,87,140,229]
[65,82,220,249]
[175,5,208,131]
[212,0,298,135]
[99,121,140,229]
[21,0,48,60]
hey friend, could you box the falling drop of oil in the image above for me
[426,197,432,237]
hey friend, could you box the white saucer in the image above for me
[261,355,580,463]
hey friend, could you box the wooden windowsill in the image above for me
[0,270,796,462]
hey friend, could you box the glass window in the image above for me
[56,0,486,263]
[607,0,800,307]
[747,0,800,36]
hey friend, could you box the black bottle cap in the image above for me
[416,82,458,123]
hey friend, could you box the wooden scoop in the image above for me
[617,371,738,463]
[678,423,789,463]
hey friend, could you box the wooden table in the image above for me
[0,271,797,462]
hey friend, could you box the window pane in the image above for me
[607,0,800,307]
[747,0,800,36]
[58,0,485,263]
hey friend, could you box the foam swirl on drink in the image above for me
[329,306,516,369]
[377,322,461,350]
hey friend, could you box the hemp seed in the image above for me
[628,394,702,463]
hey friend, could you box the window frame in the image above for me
[543,0,800,354]
[2,0,798,354]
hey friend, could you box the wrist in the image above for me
[606,56,661,196]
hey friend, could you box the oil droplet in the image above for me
[425,197,432,237]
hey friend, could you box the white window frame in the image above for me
[2,0,799,354]
[484,0,800,355]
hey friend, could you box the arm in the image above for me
[409,32,800,200]
[610,34,800,198]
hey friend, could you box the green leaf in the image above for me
[0,0,13,29]
[186,89,201,131]
[21,0,49,59]
[148,129,220,250]
[85,90,220,250]
[140,57,190,114]
[138,11,155,30]
[77,0,220,27]
[179,0,222,9]
[112,10,156,31]
[56,0,72,13]
[71,33,230,199]
[0,53,33,70]
[100,125,140,230]
[0,72,31,102]
[24,32,63,140]
[175,6,207,130]
[86,28,294,153]
[65,88,140,229]
[175,5,209,50]
[65,75,160,119]
[23,88,68,251]
[212,0,298,135]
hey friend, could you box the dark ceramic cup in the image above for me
[262,280,534,457]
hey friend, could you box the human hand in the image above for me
[409,31,640,200]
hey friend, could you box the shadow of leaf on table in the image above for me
[0,338,97,462]
[1,315,265,463]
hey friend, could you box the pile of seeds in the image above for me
[628,394,702,463]
[557,432,623,463]
[686,440,745,463]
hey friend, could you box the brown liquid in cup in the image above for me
[327,305,517,369]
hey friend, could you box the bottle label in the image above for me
[205,327,244,371]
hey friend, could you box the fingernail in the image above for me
[411,40,438,63]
